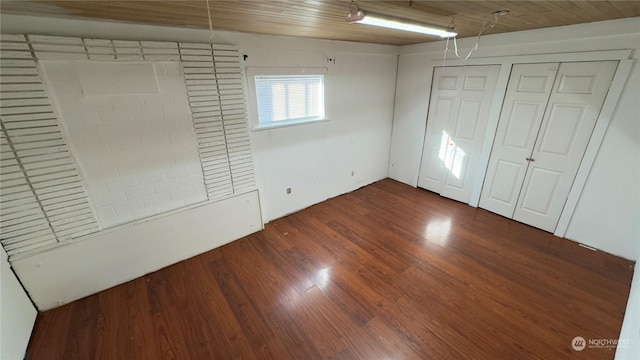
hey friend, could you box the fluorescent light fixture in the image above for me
[346,9,457,38]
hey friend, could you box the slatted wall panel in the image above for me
[0,33,256,256]
[0,34,100,256]
[178,43,255,198]
[212,48,255,192]
[179,43,233,198]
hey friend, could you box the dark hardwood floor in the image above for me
[26,179,634,359]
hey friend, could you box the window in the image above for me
[254,75,325,128]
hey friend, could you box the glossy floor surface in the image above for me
[27,179,634,359]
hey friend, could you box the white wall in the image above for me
[238,34,398,221]
[616,261,640,359]
[1,14,399,309]
[565,56,640,261]
[12,191,262,310]
[1,14,399,225]
[1,247,37,360]
[389,17,640,261]
[41,61,207,228]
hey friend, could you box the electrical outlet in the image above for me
[286,188,292,194]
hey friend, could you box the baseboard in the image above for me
[11,190,263,311]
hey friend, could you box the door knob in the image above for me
[526,157,535,162]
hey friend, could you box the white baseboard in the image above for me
[12,190,263,311]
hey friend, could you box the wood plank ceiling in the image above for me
[1,1,639,46]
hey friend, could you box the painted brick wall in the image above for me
[41,61,207,228]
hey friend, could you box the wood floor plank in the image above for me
[26,179,634,359]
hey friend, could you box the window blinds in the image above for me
[255,75,324,124]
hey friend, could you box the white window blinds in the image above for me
[255,75,324,126]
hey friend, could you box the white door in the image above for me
[479,63,559,218]
[513,61,618,232]
[418,65,500,203]
[480,61,618,232]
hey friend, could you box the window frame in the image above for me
[247,68,328,131]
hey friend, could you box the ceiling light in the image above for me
[346,8,457,38]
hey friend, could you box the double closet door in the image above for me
[418,65,500,203]
[479,61,618,232]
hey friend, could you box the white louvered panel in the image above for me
[0,52,31,60]
[186,79,218,86]
[0,59,37,68]
[1,111,58,122]
[115,47,142,55]
[179,43,212,50]
[211,49,256,194]
[191,100,220,108]
[185,77,219,85]
[27,35,88,60]
[194,127,224,137]
[36,187,87,201]
[28,35,83,45]
[0,197,40,216]
[141,41,178,49]
[0,34,28,43]
[0,72,40,81]
[2,233,56,254]
[0,83,47,93]
[0,176,27,188]
[32,181,85,197]
[182,41,234,200]
[200,148,228,160]
[182,61,215,68]
[0,35,57,256]
[145,55,181,61]
[183,67,216,75]
[84,47,112,53]
[1,36,100,256]
[42,197,91,212]
[40,192,87,207]
[1,184,31,195]
[143,48,179,55]
[1,91,48,101]
[83,39,112,46]
[1,210,45,229]
[1,34,257,255]
[50,213,97,231]
[84,38,115,60]
[112,40,140,48]
[31,43,86,53]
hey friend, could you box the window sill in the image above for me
[251,118,329,132]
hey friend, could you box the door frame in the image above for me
[423,49,633,237]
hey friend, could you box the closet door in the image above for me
[513,61,618,232]
[479,63,559,218]
[418,65,499,203]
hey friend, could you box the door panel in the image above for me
[479,63,559,218]
[503,102,543,149]
[513,61,618,231]
[455,99,482,139]
[419,65,500,203]
[418,96,456,192]
[537,104,585,155]
[518,167,562,215]
[488,160,525,204]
